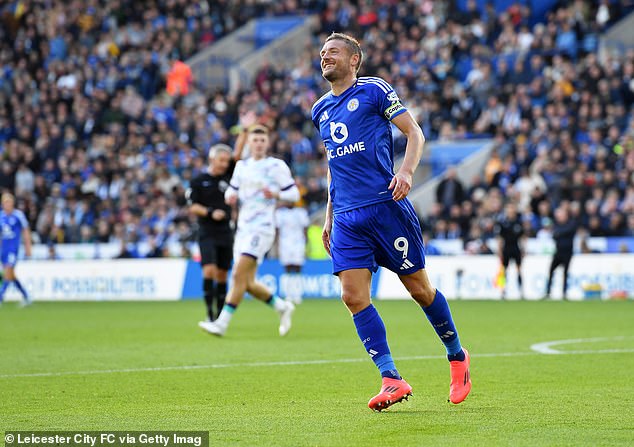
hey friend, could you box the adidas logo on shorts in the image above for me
[400,259,414,270]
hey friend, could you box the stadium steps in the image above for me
[187,15,318,94]
[408,139,494,216]
[600,8,634,58]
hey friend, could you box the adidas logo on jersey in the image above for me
[400,259,414,270]
[319,110,329,123]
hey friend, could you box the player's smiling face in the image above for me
[320,40,354,82]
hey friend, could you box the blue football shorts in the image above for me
[1,249,18,267]
[330,199,426,275]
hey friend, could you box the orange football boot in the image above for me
[449,348,471,404]
[368,377,412,412]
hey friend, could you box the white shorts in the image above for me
[279,243,306,267]
[233,229,275,264]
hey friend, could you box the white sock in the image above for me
[215,308,234,327]
[270,296,288,312]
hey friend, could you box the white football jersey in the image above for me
[226,157,296,235]
[276,207,309,266]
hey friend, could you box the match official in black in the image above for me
[545,206,578,300]
[495,202,525,299]
[188,143,241,322]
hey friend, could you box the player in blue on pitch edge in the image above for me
[0,192,32,306]
[312,33,471,411]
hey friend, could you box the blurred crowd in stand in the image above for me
[1,0,632,257]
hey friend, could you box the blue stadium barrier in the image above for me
[425,141,489,176]
[254,17,305,49]
[606,237,634,253]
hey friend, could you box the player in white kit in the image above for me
[276,203,310,304]
[199,125,299,337]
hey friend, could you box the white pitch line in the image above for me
[530,336,634,355]
[0,352,515,379]
[1,344,632,379]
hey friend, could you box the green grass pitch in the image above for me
[1,299,633,446]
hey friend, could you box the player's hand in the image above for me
[211,209,226,221]
[262,188,278,199]
[322,219,332,256]
[388,171,412,201]
[239,110,258,129]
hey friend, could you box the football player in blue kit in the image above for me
[312,33,471,411]
[0,193,32,305]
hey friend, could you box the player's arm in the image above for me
[190,203,225,220]
[190,204,227,222]
[187,182,225,221]
[264,161,300,202]
[233,110,258,161]
[233,128,248,161]
[225,161,242,206]
[188,203,208,217]
[22,227,32,258]
[390,111,425,201]
[322,168,333,256]
[16,212,32,258]
[187,180,205,216]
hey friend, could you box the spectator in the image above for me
[545,207,579,300]
[166,59,193,97]
[435,167,465,215]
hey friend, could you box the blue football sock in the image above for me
[0,281,8,301]
[353,304,401,380]
[14,279,28,301]
[422,290,465,361]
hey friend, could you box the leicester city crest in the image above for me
[347,98,359,112]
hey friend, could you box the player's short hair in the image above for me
[248,124,269,136]
[208,143,232,159]
[1,192,14,202]
[325,32,363,73]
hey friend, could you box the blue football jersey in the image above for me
[0,209,28,252]
[312,76,407,213]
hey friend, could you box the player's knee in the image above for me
[340,290,369,313]
[230,268,248,287]
[410,284,436,307]
[202,265,217,279]
[245,275,259,289]
[217,270,228,282]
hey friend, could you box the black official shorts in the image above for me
[502,248,522,268]
[199,238,233,270]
